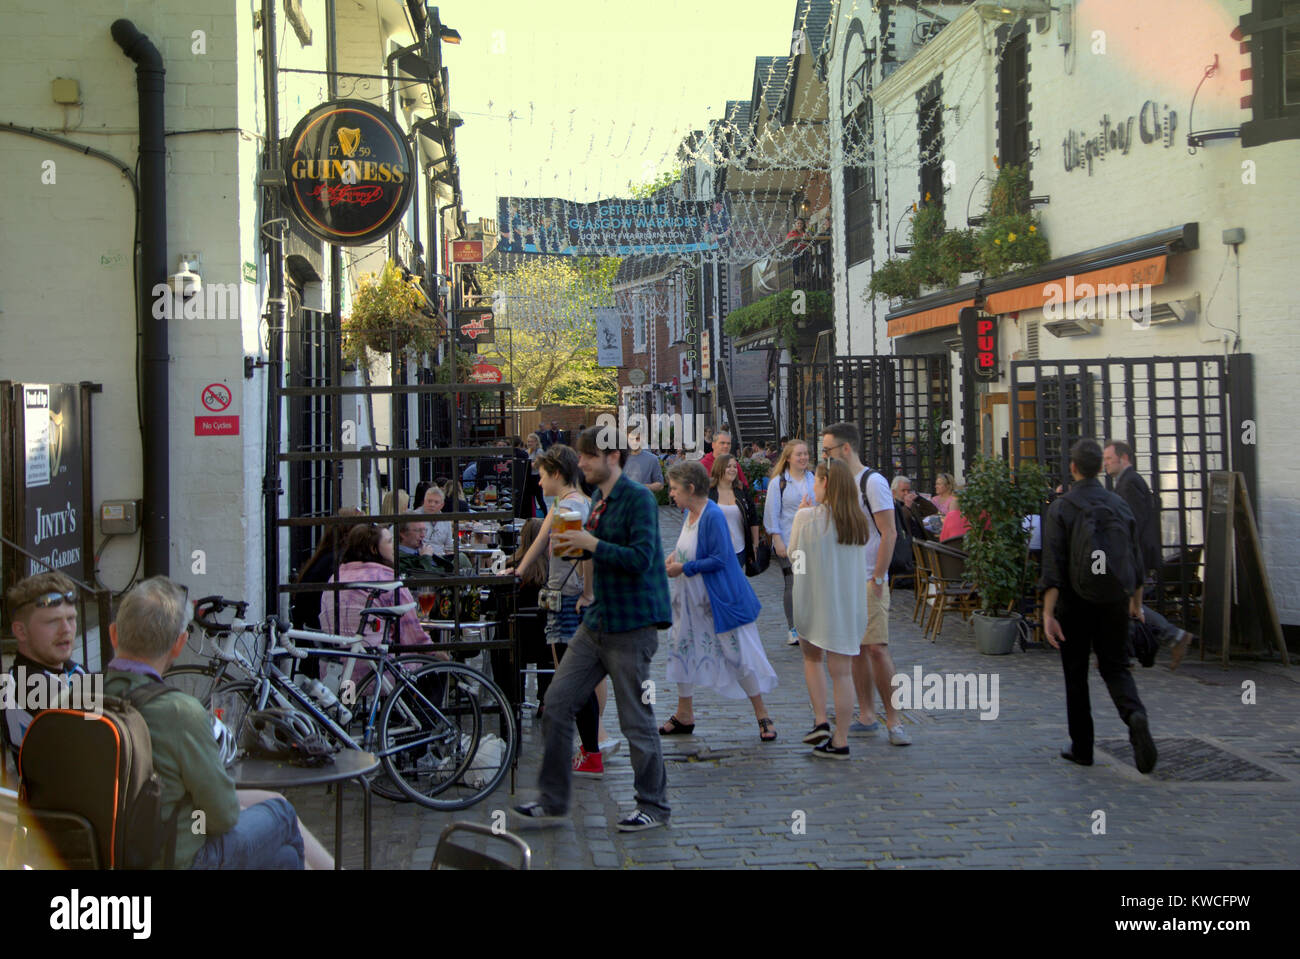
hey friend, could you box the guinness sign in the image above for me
[283,100,414,246]
[455,310,495,345]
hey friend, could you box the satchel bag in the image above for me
[748,537,772,577]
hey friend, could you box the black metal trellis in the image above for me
[1010,354,1244,631]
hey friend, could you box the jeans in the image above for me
[538,623,669,818]
[190,797,304,869]
[1058,601,1147,762]
[1139,605,1184,646]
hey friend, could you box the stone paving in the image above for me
[289,507,1300,869]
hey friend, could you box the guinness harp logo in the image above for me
[48,408,65,479]
[337,127,362,157]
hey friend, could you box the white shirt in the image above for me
[719,502,745,554]
[855,466,895,580]
[763,469,816,545]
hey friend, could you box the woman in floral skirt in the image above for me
[659,461,779,743]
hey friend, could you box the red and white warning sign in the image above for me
[196,381,239,436]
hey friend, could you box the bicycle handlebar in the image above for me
[193,595,248,631]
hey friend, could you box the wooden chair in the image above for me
[431,821,531,870]
[922,542,979,642]
[910,540,934,625]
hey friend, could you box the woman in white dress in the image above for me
[790,458,872,759]
[659,461,779,743]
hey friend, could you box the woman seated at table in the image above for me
[930,473,957,516]
[939,492,972,545]
[441,478,471,514]
[319,524,437,683]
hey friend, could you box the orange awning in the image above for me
[984,254,1168,316]
[887,299,975,338]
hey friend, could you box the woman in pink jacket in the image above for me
[319,524,430,682]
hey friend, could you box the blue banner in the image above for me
[496,196,732,255]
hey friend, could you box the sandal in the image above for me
[758,718,777,742]
[659,715,696,736]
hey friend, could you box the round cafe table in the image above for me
[230,750,380,870]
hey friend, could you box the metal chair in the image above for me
[1,786,101,870]
[910,539,934,625]
[431,821,531,870]
[513,605,552,716]
[922,542,979,642]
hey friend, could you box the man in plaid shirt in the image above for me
[512,427,673,832]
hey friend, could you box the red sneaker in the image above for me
[572,747,603,778]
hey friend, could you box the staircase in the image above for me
[733,397,777,448]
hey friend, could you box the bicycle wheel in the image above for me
[163,667,261,740]
[337,654,447,803]
[378,662,517,810]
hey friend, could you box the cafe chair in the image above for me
[2,791,102,870]
[922,542,979,643]
[910,540,935,625]
[431,821,531,870]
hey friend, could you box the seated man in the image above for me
[398,519,444,575]
[890,475,932,542]
[104,576,332,869]
[2,572,90,767]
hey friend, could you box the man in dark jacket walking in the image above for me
[1104,440,1196,669]
[1041,439,1158,773]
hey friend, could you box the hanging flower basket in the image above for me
[342,259,442,365]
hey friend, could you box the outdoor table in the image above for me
[230,750,379,870]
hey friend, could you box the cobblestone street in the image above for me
[291,508,1300,869]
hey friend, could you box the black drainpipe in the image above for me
[111,20,169,578]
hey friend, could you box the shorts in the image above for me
[861,582,891,646]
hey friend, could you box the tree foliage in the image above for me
[627,168,683,199]
[475,256,621,406]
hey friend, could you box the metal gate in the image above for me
[1010,355,1240,630]
[782,354,954,492]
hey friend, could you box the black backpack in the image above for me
[19,682,180,869]
[860,469,914,576]
[1063,490,1138,604]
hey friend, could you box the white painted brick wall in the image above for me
[825,1,1300,623]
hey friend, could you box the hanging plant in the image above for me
[341,259,442,366]
[976,163,1050,278]
[868,255,921,301]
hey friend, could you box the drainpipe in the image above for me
[111,20,169,578]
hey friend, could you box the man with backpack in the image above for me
[821,423,911,746]
[98,577,322,868]
[1041,439,1157,773]
[1103,440,1196,669]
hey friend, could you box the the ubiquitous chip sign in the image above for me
[283,100,414,246]
[959,307,998,381]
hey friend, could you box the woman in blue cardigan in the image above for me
[659,461,779,742]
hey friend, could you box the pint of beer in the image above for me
[556,510,584,558]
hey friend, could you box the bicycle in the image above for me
[169,590,516,811]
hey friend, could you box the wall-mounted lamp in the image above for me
[974,0,1072,46]
[169,257,202,298]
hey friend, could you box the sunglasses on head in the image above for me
[24,590,76,610]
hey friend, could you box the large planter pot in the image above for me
[972,610,1021,655]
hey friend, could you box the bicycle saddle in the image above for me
[358,602,417,620]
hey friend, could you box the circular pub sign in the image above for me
[283,100,415,246]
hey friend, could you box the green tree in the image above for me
[475,256,622,405]
[627,168,682,199]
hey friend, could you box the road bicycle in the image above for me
[167,588,516,811]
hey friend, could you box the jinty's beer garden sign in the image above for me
[283,100,415,246]
[496,196,733,255]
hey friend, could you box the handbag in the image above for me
[747,537,772,577]
[1128,618,1159,668]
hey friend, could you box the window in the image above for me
[917,79,943,205]
[843,99,874,267]
[633,295,647,353]
[998,33,1029,169]
[1241,0,1300,145]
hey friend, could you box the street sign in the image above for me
[455,309,495,345]
[195,381,239,436]
[451,240,484,263]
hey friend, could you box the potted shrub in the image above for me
[342,259,442,367]
[958,454,1050,654]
